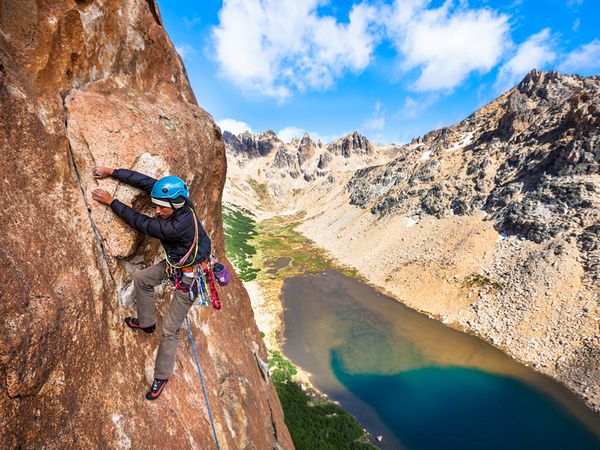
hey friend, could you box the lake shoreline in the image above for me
[281,269,600,448]
[296,198,600,416]
[248,264,600,446]
[235,208,600,424]
[223,203,600,444]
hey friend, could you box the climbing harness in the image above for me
[171,262,222,310]
[162,208,223,309]
[185,315,221,450]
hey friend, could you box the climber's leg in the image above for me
[153,279,194,380]
[133,260,167,327]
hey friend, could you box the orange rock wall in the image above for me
[0,1,292,448]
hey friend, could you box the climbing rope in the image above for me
[185,315,221,450]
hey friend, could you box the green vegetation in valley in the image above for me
[222,203,260,281]
[254,215,357,281]
[223,205,369,447]
[269,351,375,450]
[247,177,273,208]
[222,203,355,282]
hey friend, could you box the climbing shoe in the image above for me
[146,378,168,401]
[124,317,155,334]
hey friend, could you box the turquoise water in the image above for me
[282,270,600,449]
[332,355,600,450]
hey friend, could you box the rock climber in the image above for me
[91,166,211,400]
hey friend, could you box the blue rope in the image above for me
[185,315,221,450]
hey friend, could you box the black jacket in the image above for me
[110,169,211,265]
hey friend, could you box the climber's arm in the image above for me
[93,165,156,194]
[110,200,179,240]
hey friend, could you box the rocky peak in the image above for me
[328,131,373,158]
[222,130,245,154]
[345,70,599,247]
[223,130,282,158]
[259,129,279,140]
[298,133,314,147]
[297,133,316,165]
[517,69,562,95]
[256,129,283,156]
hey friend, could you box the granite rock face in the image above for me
[347,71,599,245]
[328,131,374,158]
[0,1,292,448]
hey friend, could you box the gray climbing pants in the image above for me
[134,260,194,380]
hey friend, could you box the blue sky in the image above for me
[158,0,600,144]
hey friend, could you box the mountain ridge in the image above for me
[224,69,600,414]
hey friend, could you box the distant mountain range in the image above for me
[223,129,389,182]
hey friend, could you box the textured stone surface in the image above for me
[0,1,292,448]
[347,71,599,243]
[328,131,374,158]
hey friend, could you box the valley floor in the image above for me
[224,174,600,416]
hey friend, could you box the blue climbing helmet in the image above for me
[151,176,189,209]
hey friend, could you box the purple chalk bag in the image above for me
[213,263,231,286]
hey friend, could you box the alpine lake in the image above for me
[223,203,600,449]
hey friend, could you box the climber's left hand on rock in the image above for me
[92,188,113,205]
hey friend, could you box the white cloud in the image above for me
[495,28,557,92]
[212,0,381,100]
[362,101,385,131]
[175,44,196,60]
[277,126,344,144]
[218,118,253,135]
[278,126,307,143]
[182,16,202,29]
[559,40,600,75]
[399,94,438,118]
[212,1,549,98]
[385,0,510,91]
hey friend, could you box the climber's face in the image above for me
[155,204,174,219]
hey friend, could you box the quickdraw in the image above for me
[195,264,210,308]
[204,261,222,310]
